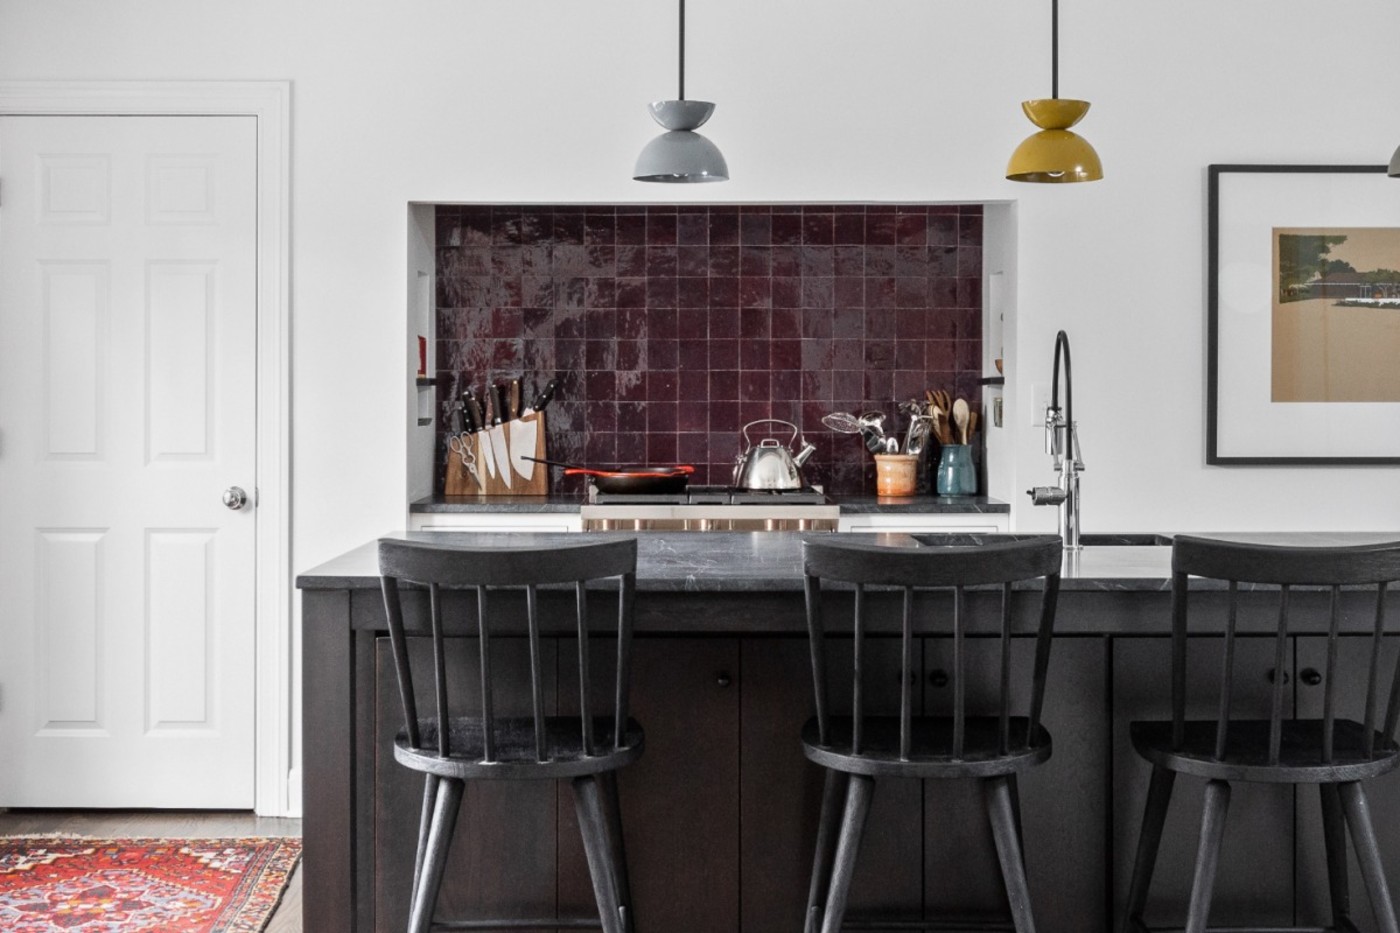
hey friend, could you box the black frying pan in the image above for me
[524,458,695,494]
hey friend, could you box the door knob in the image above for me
[222,486,250,510]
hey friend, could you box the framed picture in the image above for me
[1208,164,1400,464]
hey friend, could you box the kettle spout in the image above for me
[793,439,817,468]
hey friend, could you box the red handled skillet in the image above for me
[524,457,694,494]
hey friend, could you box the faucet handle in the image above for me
[1069,422,1086,470]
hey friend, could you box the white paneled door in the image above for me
[0,115,258,807]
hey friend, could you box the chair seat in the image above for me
[1130,718,1400,783]
[802,715,1052,778]
[395,716,644,780]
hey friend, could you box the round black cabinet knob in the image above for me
[716,673,732,688]
[1266,668,1290,685]
[1300,668,1323,687]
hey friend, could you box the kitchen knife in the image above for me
[478,424,497,479]
[462,388,484,433]
[526,377,559,414]
[449,403,464,436]
[487,382,513,486]
[508,415,538,481]
[509,378,522,421]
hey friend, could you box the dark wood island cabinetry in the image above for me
[299,531,1400,933]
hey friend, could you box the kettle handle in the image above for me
[740,418,800,449]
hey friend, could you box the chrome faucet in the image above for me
[1027,330,1085,549]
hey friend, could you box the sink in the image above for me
[1077,533,1174,546]
[910,533,1174,548]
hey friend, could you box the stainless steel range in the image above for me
[579,485,839,532]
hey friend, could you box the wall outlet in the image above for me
[1030,382,1050,426]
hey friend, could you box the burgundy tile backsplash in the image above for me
[435,204,983,496]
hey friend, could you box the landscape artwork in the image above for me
[1272,227,1400,402]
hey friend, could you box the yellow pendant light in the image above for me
[1007,0,1102,183]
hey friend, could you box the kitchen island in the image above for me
[298,531,1400,933]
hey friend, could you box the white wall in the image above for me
[4,0,1398,572]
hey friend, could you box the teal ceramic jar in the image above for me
[934,444,976,496]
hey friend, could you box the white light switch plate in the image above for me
[1030,382,1050,426]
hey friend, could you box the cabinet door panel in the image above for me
[923,636,1108,931]
[1112,637,1296,928]
[1295,635,1400,933]
[739,636,923,931]
[557,638,740,933]
[373,637,558,933]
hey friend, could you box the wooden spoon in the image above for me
[952,398,970,444]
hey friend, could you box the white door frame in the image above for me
[0,81,293,816]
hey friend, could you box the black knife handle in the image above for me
[493,383,509,424]
[530,377,560,414]
[461,389,483,432]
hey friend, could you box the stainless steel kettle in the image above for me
[732,419,817,490]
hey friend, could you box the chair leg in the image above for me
[1321,783,1353,929]
[1338,781,1400,933]
[1007,772,1025,848]
[1121,765,1177,933]
[409,774,441,926]
[820,774,875,933]
[805,770,850,933]
[598,771,634,932]
[1184,779,1231,933]
[407,777,464,933]
[985,774,1037,933]
[573,774,625,933]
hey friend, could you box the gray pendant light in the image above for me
[634,0,728,183]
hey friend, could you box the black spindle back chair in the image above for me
[800,533,1063,933]
[378,535,642,933]
[1122,534,1400,933]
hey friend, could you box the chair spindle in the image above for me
[1171,570,1190,750]
[430,583,451,758]
[900,586,913,762]
[576,581,593,757]
[999,582,1012,756]
[952,584,966,760]
[852,583,866,756]
[1028,573,1060,741]
[1267,585,1291,766]
[1365,583,1387,758]
[381,576,420,750]
[615,572,636,753]
[1214,582,1239,761]
[1323,585,1342,764]
[525,584,547,763]
[476,585,494,762]
[804,573,830,747]
[1378,583,1400,752]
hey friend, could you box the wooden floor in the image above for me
[0,809,302,932]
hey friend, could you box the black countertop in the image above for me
[297,530,1400,593]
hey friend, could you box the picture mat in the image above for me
[1214,168,1400,460]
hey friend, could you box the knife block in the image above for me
[444,412,548,496]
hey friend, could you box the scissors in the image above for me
[448,433,481,485]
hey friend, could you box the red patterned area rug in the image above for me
[0,836,301,932]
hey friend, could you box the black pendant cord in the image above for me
[1051,0,1059,99]
[678,0,686,101]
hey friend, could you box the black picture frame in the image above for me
[1207,163,1400,465]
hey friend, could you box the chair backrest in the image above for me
[1170,534,1400,764]
[802,534,1063,760]
[377,535,638,764]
